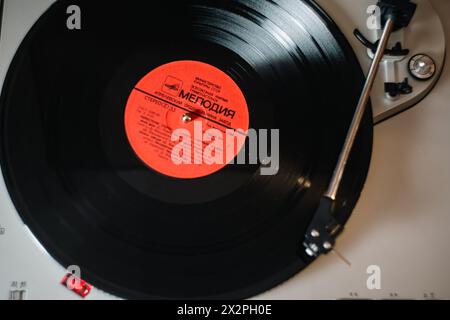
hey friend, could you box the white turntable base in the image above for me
[1,0,450,300]
[261,0,450,300]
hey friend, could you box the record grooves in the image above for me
[0,0,372,299]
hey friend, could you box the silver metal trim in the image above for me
[325,19,396,200]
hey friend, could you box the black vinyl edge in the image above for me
[0,0,373,300]
[0,2,110,299]
[0,0,122,299]
[0,1,306,300]
[0,0,73,292]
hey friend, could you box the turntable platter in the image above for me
[0,0,372,299]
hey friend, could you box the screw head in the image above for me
[311,229,320,238]
[305,248,315,257]
[323,242,333,250]
[298,177,312,189]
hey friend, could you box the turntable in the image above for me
[0,0,449,300]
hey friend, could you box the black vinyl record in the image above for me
[0,0,372,299]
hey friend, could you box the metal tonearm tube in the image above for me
[325,18,395,202]
[303,0,417,258]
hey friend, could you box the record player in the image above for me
[0,0,449,300]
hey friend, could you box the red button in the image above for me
[61,273,92,298]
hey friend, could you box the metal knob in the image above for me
[409,54,436,81]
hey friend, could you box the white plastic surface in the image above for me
[1,0,449,300]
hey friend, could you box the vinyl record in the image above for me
[0,0,372,299]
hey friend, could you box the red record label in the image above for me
[124,60,249,179]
